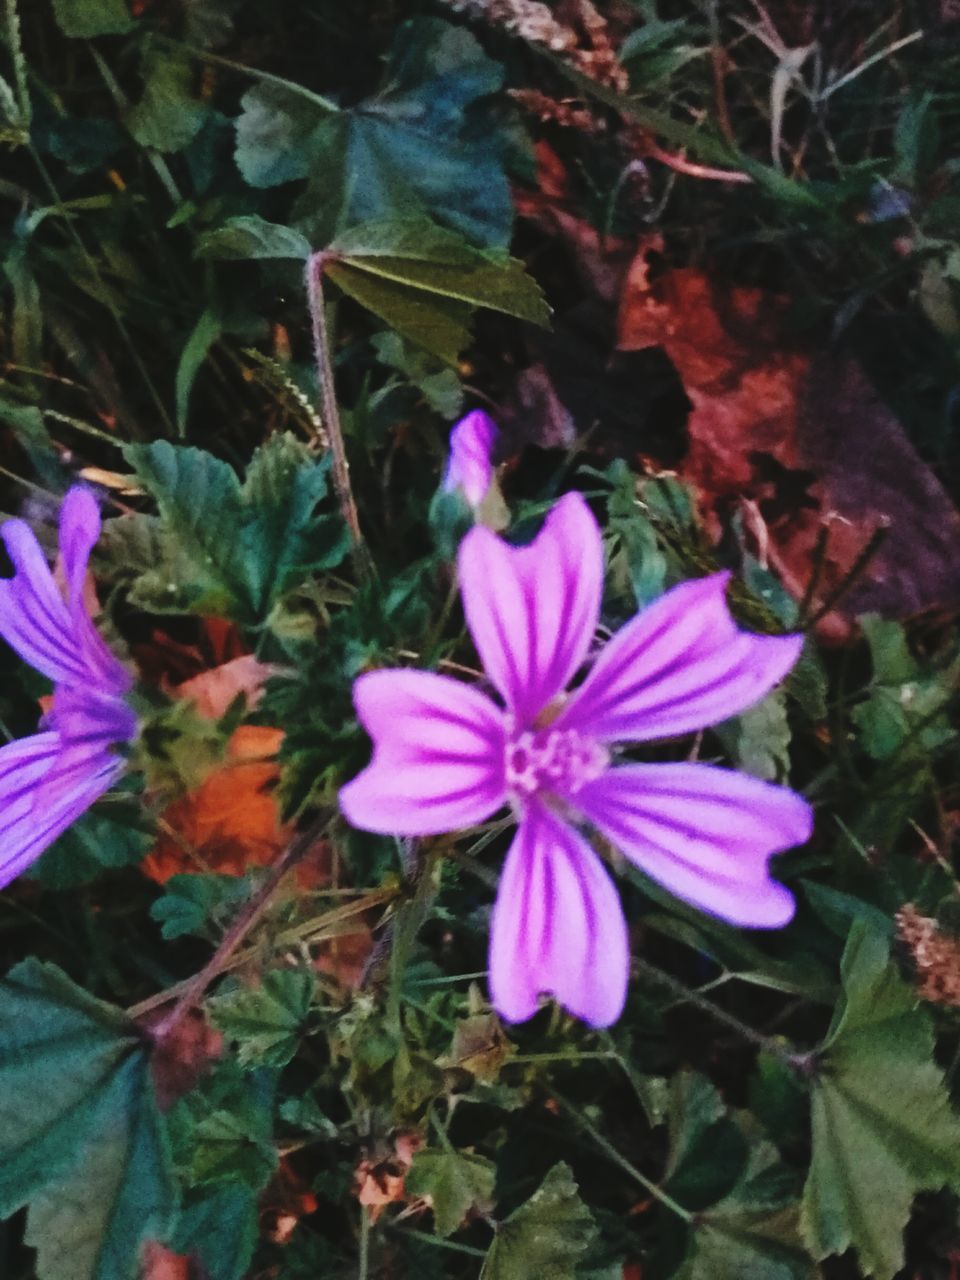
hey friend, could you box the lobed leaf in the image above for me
[801,924,960,1279]
[0,961,175,1280]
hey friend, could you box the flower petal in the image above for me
[557,573,802,743]
[39,685,136,810]
[0,731,121,889]
[458,492,603,722]
[339,670,507,836]
[443,409,498,508]
[59,487,130,693]
[0,517,85,684]
[575,763,811,927]
[489,802,629,1028]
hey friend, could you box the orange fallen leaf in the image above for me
[173,654,279,720]
[142,726,290,883]
[140,1242,189,1280]
[354,1132,424,1223]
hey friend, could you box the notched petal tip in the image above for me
[489,805,629,1030]
[576,763,810,932]
[340,668,506,837]
[561,569,806,744]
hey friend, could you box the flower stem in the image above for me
[306,253,371,578]
[146,807,334,1041]
[633,955,815,1075]
[551,1091,694,1223]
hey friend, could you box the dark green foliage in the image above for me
[0,962,175,1280]
[2,3,960,1279]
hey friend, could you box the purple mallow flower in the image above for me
[0,487,136,888]
[340,492,812,1028]
[442,409,498,508]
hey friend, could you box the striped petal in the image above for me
[557,573,802,744]
[339,670,507,836]
[489,801,629,1028]
[458,492,603,722]
[575,762,811,927]
[0,731,121,889]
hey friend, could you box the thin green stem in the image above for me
[306,254,370,577]
[389,1226,487,1258]
[552,1091,694,1223]
[387,845,438,1035]
[358,1204,371,1280]
[158,36,339,113]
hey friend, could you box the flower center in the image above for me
[504,724,608,800]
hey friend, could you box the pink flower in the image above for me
[0,487,136,888]
[442,409,498,508]
[340,493,812,1028]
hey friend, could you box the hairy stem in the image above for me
[634,955,816,1076]
[306,253,371,577]
[147,807,334,1040]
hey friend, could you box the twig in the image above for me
[306,253,371,578]
[148,807,334,1040]
[644,139,753,184]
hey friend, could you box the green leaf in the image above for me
[171,1184,259,1280]
[605,459,667,607]
[122,435,347,623]
[0,392,49,450]
[719,689,792,782]
[196,215,312,261]
[176,308,222,434]
[124,439,249,615]
[0,960,175,1280]
[149,873,251,941]
[239,433,348,610]
[325,260,472,365]
[327,219,549,322]
[369,331,464,418]
[30,804,152,889]
[662,1072,747,1210]
[50,0,134,37]
[801,924,960,1279]
[675,1149,814,1280]
[852,616,956,761]
[127,49,207,153]
[406,1149,496,1237]
[235,19,512,247]
[209,969,316,1068]
[234,81,333,188]
[480,1163,597,1280]
[189,1109,278,1190]
[324,218,549,365]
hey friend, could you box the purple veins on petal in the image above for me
[489,801,629,1029]
[556,571,803,745]
[458,491,603,723]
[338,669,508,836]
[59,487,131,694]
[0,487,129,692]
[0,487,136,888]
[574,762,811,928]
[443,409,499,508]
[0,730,123,889]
